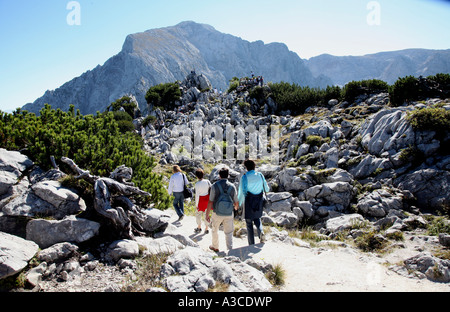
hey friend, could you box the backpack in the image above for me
[214,181,234,216]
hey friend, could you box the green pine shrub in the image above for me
[0,105,171,210]
[406,107,450,132]
[145,82,181,111]
[342,79,389,102]
[389,73,450,107]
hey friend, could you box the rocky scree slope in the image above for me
[139,75,450,282]
[2,74,450,292]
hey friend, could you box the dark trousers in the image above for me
[173,192,185,217]
[245,218,264,245]
[244,191,265,245]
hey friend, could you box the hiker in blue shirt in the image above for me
[238,160,270,245]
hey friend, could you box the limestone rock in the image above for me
[0,231,39,279]
[325,214,365,233]
[26,216,100,249]
[395,169,450,211]
[37,242,79,263]
[106,239,140,262]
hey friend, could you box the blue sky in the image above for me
[0,0,449,112]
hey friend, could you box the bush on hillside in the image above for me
[388,76,420,107]
[227,77,240,93]
[342,79,389,103]
[406,107,450,132]
[0,105,171,210]
[107,96,138,118]
[145,82,181,111]
[389,74,450,107]
[268,82,342,115]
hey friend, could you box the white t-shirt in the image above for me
[168,172,189,195]
[195,179,211,207]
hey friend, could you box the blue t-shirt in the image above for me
[238,170,269,206]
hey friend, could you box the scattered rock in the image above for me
[325,214,365,233]
[404,252,450,283]
[106,239,140,262]
[0,231,39,279]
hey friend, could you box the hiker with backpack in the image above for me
[205,167,239,252]
[238,160,270,245]
[168,165,190,221]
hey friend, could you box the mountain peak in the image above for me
[22,22,450,115]
[174,20,217,31]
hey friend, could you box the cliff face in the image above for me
[23,21,323,115]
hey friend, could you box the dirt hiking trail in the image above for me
[168,210,449,292]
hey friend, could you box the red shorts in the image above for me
[198,194,210,212]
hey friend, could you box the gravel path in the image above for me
[170,210,450,292]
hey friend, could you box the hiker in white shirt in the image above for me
[194,169,211,234]
[168,165,189,221]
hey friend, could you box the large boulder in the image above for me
[182,72,212,92]
[37,242,79,263]
[0,148,34,178]
[31,181,87,216]
[0,231,39,279]
[305,182,355,210]
[349,155,392,179]
[266,192,293,212]
[26,216,100,249]
[277,168,314,192]
[141,208,171,233]
[395,169,450,211]
[404,252,450,283]
[0,149,33,197]
[106,239,140,262]
[162,247,272,292]
[360,108,413,156]
[325,214,365,233]
[303,120,336,139]
[357,189,404,218]
[135,236,184,256]
[359,107,444,158]
[1,178,86,221]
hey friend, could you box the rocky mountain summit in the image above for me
[23,21,324,116]
[22,22,450,117]
[1,72,450,292]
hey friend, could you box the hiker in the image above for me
[194,169,211,234]
[238,160,270,245]
[205,167,239,252]
[168,165,189,221]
